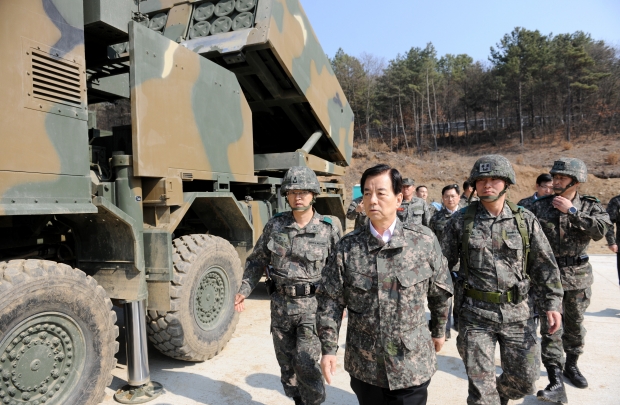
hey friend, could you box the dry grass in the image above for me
[562,142,573,151]
[605,152,619,165]
[516,155,524,165]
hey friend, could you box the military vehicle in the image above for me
[0,0,354,403]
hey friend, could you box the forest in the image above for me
[331,28,620,153]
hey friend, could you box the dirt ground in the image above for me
[340,135,620,253]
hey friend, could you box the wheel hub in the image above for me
[0,314,85,405]
[194,266,229,331]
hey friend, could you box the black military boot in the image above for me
[292,396,304,405]
[564,353,588,388]
[537,365,568,403]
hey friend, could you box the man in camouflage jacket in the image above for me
[346,196,368,231]
[318,164,452,405]
[604,194,620,283]
[441,155,563,405]
[396,177,431,227]
[234,167,341,405]
[529,158,612,402]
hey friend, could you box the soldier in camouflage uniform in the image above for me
[346,196,368,230]
[430,183,462,337]
[441,155,564,405]
[605,194,620,284]
[234,167,341,405]
[529,158,612,402]
[318,164,453,405]
[460,180,479,206]
[416,185,439,217]
[397,178,432,228]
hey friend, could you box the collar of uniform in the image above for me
[284,209,321,233]
[369,217,397,241]
[476,201,515,220]
[366,218,404,251]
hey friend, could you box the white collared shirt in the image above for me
[369,218,398,243]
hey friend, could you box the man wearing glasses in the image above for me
[234,166,341,405]
[517,173,554,211]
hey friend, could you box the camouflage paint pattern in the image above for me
[261,0,353,163]
[604,194,620,246]
[529,193,611,290]
[239,209,339,404]
[182,0,355,165]
[280,166,321,195]
[397,197,431,227]
[129,21,256,182]
[457,313,540,404]
[0,0,94,216]
[317,220,453,390]
[468,155,517,185]
[539,287,591,369]
[440,202,563,324]
[346,196,367,231]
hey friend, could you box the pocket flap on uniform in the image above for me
[503,235,523,250]
[400,325,431,351]
[468,237,486,249]
[267,239,287,256]
[396,266,432,288]
[348,271,373,291]
[412,210,424,215]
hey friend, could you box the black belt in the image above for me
[555,255,589,267]
[277,283,317,297]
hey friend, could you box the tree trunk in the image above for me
[518,80,524,145]
[566,82,572,142]
[426,69,437,151]
[398,90,410,152]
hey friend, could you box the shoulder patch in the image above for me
[321,216,333,225]
[273,212,284,218]
[582,195,600,203]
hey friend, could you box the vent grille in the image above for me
[31,50,82,107]
[181,172,194,180]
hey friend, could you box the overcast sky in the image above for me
[302,0,620,64]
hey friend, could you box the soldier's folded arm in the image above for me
[527,215,563,313]
[238,221,274,298]
[317,247,346,356]
[568,203,612,241]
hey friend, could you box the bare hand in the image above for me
[609,244,618,253]
[234,294,246,312]
[546,311,562,334]
[552,196,573,214]
[355,201,364,213]
[320,355,337,385]
[432,337,445,352]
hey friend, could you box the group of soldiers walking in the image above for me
[233,154,618,405]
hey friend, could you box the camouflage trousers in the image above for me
[271,295,325,405]
[457,311,539,405]
[540,287,591,368]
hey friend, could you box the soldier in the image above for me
[234,166,341,405]
[517,173,553,211]
[429,183,461,337]
[317,164,453,405]
[441,155,564,405]
[605,194,620,284]
[346,196,368,231]
[460,180,478,206]
[397,179,432,227]
[529,158,612,403]
[402,177,416,203]
[416,185,438,217]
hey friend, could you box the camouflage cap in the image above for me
[549,157,587,183]
[469,154,516,185]
[281,166,321,196]
[402,178,415,186]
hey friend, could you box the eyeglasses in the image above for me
[288,190,311,197]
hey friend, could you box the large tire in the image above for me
[146,235,243,361]
[0,260,119,405]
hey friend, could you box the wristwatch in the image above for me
[567,206,578,215]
